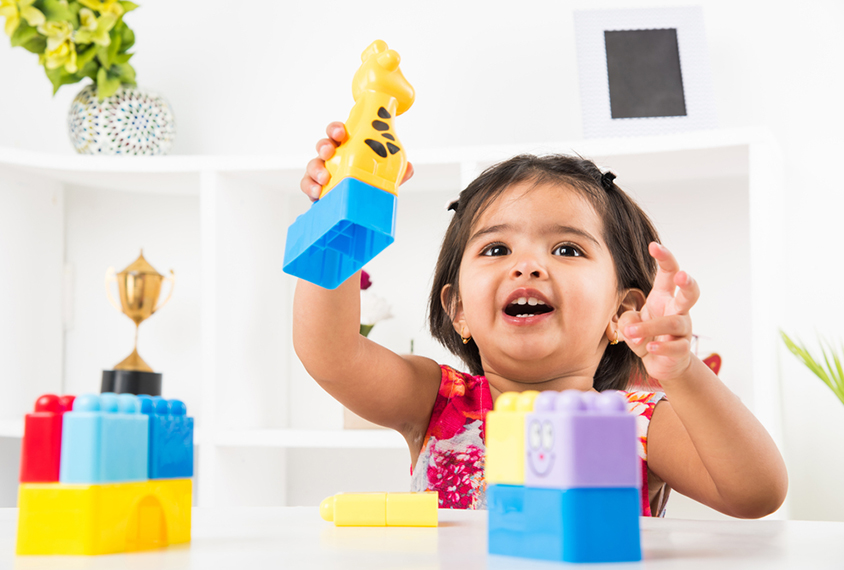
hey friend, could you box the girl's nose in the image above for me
[510,254,547,279]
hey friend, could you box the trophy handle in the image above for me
[152,270,176,315]
[104,267,122,312]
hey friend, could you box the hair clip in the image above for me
[600,171,617,190]
[447,199,459,212]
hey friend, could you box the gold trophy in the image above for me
[102,250,175,395]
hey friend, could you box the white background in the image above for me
[1,0,843,521]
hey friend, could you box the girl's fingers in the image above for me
[316,137,337,161]
[326,121,348,145]
[646,338,691,359]
[672,271,700,314]
[649,242,681,295]
[302,157,327,200]
[624,315,691,343]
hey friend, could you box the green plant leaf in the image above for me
[96,66,121,99]
[45,65,83,95]
[106,26,121,61]
[76,43,98,67]
[10,21,37,47]
[113,51,132,64]
[96,44,110,68]
[118,0,138,13]
[11,23,47,54]
[41,0,77,24]
[78,58,98,81]
[781,331,844,407]
[118,21,134,51]
[115,61,134,84]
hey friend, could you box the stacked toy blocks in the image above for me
[17,392,194,555]
[487,389,642,563]
[283,39,415,290]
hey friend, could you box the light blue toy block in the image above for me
[139,396,194,479]
[522,487,641,563]
[59,393,149,484]
[283,177,397,290]
[487,484,527,558]
[525,389,639,489]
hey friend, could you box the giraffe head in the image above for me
[352,40,415,115]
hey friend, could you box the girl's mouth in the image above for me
[502,292,555,324]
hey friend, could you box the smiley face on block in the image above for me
[524,390,640,489]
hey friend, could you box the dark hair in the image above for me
[427,154,660,392]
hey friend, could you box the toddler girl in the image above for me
[293,123,787,518]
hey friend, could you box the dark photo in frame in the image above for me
[604,29,687,120]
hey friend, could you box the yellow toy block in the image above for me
[320,492,438,527]
[17,478,191,555]
[320,39,415,199]
[485,391,540,485]
[386,491,438,527]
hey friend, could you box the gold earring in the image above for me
[610,330,619,345]
[461,333,471,344]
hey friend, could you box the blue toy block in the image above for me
[59,393,149,483]
[283,177,397,290]
[522,487,641,563]
[138,396,194,479]
[525,390,639,489]
[487,484,527,558]
[558,487,641,563]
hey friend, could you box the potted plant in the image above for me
[0,0,175,154]
[781,331,844,406]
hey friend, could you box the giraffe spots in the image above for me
[365,139,388,158]
[372,120,390,131]
[381,133,395,141]
[378,107,392,119]
[387,142,400,155]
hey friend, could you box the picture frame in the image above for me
[574,6,717,138]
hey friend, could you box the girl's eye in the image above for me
[481,243,510,256]
[553,244,583,257]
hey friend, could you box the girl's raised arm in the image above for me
[292,123,438,459]
[620,243,788,518]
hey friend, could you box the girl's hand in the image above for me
[619,242,700,383]
[299,121,415,202]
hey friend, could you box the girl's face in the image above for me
[450,181,623,386]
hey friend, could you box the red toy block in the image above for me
[19,394,75,483]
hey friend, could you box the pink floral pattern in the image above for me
[410,365,666,516]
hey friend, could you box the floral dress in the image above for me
[410,365,669,517]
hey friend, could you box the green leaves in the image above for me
[7,0,140,97]
[781,331,844,407]
[96,65,120,98]
[10,21,46,53]
[46,64,81,94]
[41,0,79,25]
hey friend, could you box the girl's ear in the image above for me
[440,284,469,337]
[606,288,645,342]
[617,288,646,316]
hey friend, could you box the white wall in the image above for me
[2,0,844,519]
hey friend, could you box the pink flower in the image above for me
[360,270,372,290]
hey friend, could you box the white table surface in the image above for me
[2,507,843,570]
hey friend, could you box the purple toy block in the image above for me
[524,390,639,489]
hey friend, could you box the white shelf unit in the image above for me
[0,127,784,513]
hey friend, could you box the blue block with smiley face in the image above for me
[524,390,639,489]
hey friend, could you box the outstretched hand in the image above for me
[300,121,415,202]
[619,242,700,383]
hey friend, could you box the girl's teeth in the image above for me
[510,297,547,305]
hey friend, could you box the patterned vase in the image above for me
[67,84,176,155]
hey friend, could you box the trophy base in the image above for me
[101,370,162,396]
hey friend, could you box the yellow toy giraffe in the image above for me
[320,40,415,199]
